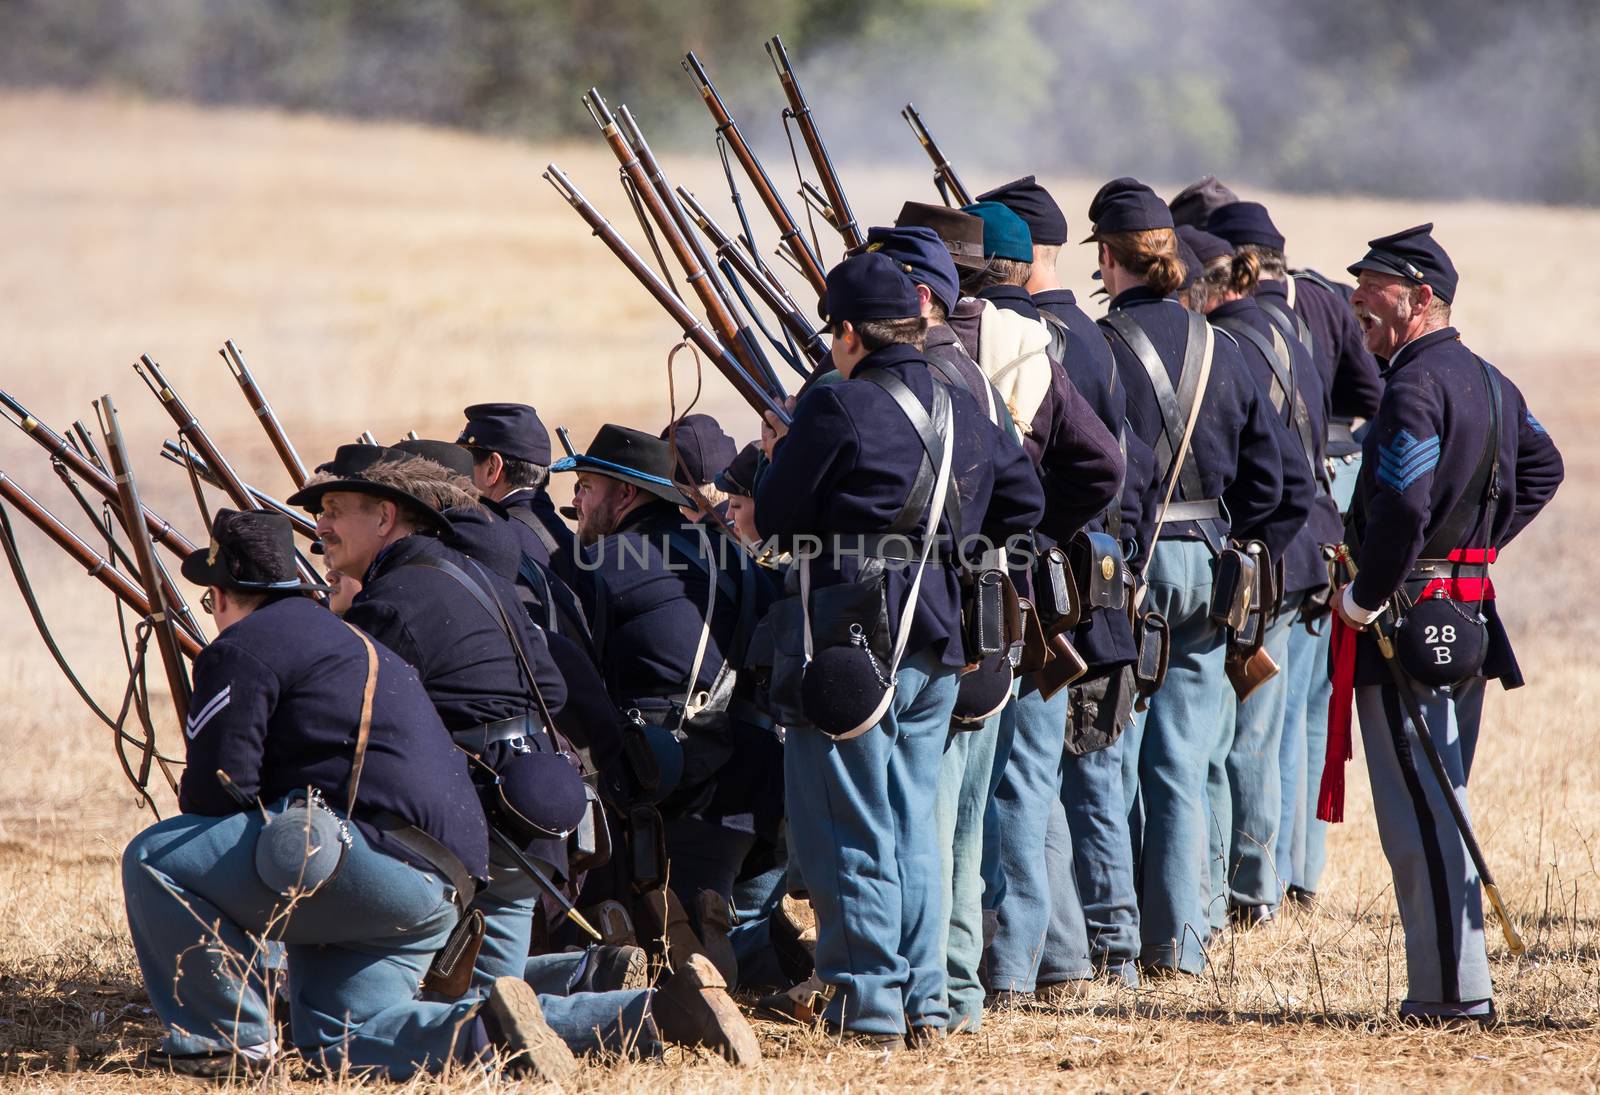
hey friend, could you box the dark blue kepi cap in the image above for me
[1176,235,1202,291]
[1084,177,1173,241]
[975,175,1068,247]
[1347,222,1458,303]
[1206,200,1285,251]
[864,225,960,314]
[819,251,921,324]
[1177,224,1233,266]
[660,413,736,487]
[459,403,552,467]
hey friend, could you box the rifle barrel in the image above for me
[585,91,781,400]
[0,470,203,660]
[682,52,827,296]
[901,102,973,207]
[767,36,863,250]
[677,186,830,370]
[0,390,198,559]
[220,340,309,490]
[160,442,317,539]
[544,163,790,425]
[96,395,194,725]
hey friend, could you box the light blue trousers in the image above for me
[1121,539,1224,974]
[473,848,658,1056]
[936,699,1004,1028]
[1059,707,1141,981]
[1206,595,1300,922]
[785,648,958,1035]
[1276,615,1333,896]
[123,798,475,1079]
[989,684,1090,992]
[1357,676,1493,1014]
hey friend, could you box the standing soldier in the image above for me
[1334,224,1561,1023]
[1089,178,1293,976]
[757,251,1045,1046]
[979,174,1152,986]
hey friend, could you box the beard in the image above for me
[576,493,625,546]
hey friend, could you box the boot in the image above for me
[652,954,761,1066]
[636,885,709,975]
[695,889,740,988]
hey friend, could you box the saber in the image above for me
[1335,546,1525,955]
[488,827,601,943]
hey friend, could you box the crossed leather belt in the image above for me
[1160,498,1223,522]
[451,712,555,755]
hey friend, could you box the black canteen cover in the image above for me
[801,642,894,740]
[1394,594,1488,688]
[951,652,1013,727]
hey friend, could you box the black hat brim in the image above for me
[549,457,691,509]
[180,547,332,594]
[286,478,453,533]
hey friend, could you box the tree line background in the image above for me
[3,0,1596,205]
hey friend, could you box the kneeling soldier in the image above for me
[123,511,573,1080]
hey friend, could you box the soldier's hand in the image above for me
[1332,583,1369,632]
[761,397,796,458]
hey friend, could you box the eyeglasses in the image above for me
[200,589,215,615]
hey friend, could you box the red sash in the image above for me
[1316,547,1496,823]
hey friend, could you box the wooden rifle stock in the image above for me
[135,355,322,588]
[220,340,309,490]
[676,186,831,371]
[901,103,973,207]
[0,470,203,660]
[96,395,194,725]
[584,91,780,400]
[544,163,790,425]
[682,52,827,296]
[766,36,863,251]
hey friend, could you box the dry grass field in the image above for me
[0,90,1596,1091]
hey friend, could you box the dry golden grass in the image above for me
[0,90,1596,1091]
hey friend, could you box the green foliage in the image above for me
[0,0,1595,203]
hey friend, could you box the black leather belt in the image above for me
[366,809,478,911]
[452,713,554,754]
[632,693,775,732]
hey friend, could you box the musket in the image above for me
[767,36,863,251]
[135,355,322,588]
[96,395,193,727]
[0,392,207,646]
[358,431,378,446]
[544,163,791,425]
[220,340,309,490]
[583,91,782,401]
[1333,546,1525,956]
[902,103,973,208]
[682,52,827,296]
[0,470,203,661]
[159,441,318,539]
[677,186,831,371]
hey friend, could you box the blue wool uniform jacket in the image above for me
[756,342,1048,669]
[972,286,1125,542]
[585,499,775,706]
[179,595,490,881]
[1100,287,1290,548]
[1267,275,1385,425]
[1210,295,1331,593]
[1034,288,1153,670]
[345,532,567,732]
[491,486,599,621]
[1351,327,1562,619]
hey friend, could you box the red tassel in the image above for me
[1317,614,1359,823]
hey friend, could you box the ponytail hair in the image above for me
[1229,249,1261,296]
[1101,228,1185,295]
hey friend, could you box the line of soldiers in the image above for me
[122,170,1562,1078]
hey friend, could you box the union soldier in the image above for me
[661,412,737,521]
[1089,178,1297,976]
[715,441,765,550]
[122,511,570,1081]
[1204,198,1385,907]
[980,174,1156,987]
[553,423,780,999]
[757,251,1045,1045]
[292,447,755,1063]
[1180,224,1330,929]
[1334,224,1561,1023]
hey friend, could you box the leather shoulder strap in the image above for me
[1104,309,1206,504]
[1258,295,1314,355]
[861,370,963,541]
[342,621,379,816]
[1216,316,1325,486]
[1422,356,1503,557]
[506,505,562,556]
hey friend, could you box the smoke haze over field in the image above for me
[0,0,1596,204]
